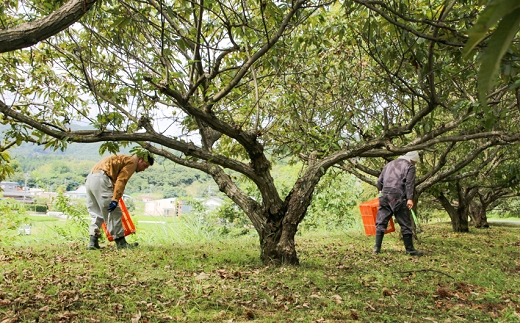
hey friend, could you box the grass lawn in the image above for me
[1,221,520,322]
[488,217,520,222]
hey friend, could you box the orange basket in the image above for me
[102,198,136,241]
[359,198,395,236]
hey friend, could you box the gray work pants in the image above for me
[375,192,413,235]
[86,171,124,239]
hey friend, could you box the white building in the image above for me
[204,196,225,211]
[65,185,87,199]
[144,196,224,216]
[0,181,34,203]
[144,198,180,216]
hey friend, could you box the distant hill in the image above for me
[10,142,108,161]
[1,123,132,161]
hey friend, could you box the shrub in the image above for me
[35,204,48,213]
[23,204,49,213]
[123,197,136,212]
[0,199,30,245]
[51,192,89,240]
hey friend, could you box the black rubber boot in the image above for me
[373,231,385,254]
[115,236,138,249]
[87,234,104,250]
[403,234,423,256]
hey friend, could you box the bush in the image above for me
[51,192,89,240]
[35,204,48,213]
[123,198,136,212]
[301,172,362,232]
[23,204,48,213]
[0,199,30,245]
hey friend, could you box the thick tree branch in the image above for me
[0,99,246,172]
[0,0,98,53]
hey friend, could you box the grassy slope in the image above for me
[1,222,520,323]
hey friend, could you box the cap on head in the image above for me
[398,151,419,163]
[404,151,419,162]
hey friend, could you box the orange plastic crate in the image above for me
[102,198,136,241]
[359,198,395,236]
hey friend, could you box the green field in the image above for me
[2,220,520,322]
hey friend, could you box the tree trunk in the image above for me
[260,218,299,265]
[257,193,313,265]
[201,156,316,266]
[476,208,489,228]
[435,192,469,232]
[257,173,319,266]
[468,200,477,226]
[469,200,489,228]
[450,210,470,232]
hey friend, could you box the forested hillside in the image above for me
[1,122,124,160]
[10,141,107,160]
[6,140,215,198]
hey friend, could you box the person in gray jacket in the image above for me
[373,151,423,256]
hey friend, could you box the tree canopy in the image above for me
[1,0,520,264]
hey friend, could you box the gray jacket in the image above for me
[377,158,416,200]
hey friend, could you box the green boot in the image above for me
[403,234,423,256]
[115,236,138,249]
[87,234,104,250]
[373,231,385,254]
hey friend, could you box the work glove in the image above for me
[108,200,118,212]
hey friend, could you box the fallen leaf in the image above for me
[131,310,141,323]
[366,302,376,311]
[34,293,46,300]
[39,305,50,312]
[331,294,342,304]
[58,311,78,320]
[195,272,210,280]
[382,288,393,296]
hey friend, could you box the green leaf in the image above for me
[117,17,131,29]
[462,0,520,58]
[99,142,121,155]
[477,8,520,106]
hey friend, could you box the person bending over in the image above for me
[86,153,154,250]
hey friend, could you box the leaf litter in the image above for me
[0,223,519,322]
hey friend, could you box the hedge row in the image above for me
[25,204,48,213]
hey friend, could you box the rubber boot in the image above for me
[373,231,384,254]
[115,236,138,249]
[87,234,104,250]
[403,234,423,256]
